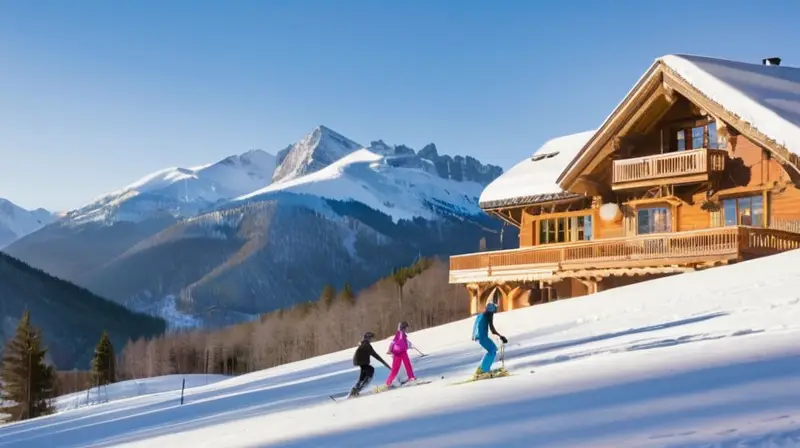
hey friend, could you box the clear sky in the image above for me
[1,0,798,211]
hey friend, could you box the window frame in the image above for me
[536,213,594,245]
[636,206,672,235]
[720,194,765,228]
[669,119,720,152]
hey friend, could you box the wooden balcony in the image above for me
[449,226,800,284]
[612,148,727,190]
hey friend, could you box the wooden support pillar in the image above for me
[469,290,479,315]
[467,283,482,315]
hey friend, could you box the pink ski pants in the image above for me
[385,351,415,386]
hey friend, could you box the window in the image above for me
[538,214,593,244]
[672,120,720,151]
[707,121,719,149]
[637,207,671,234]
[676,130,686,151]
[722,195,764,227]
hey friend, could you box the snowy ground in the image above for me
[54,374,229,412]
[2,250,800,447]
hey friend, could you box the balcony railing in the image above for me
[449,226,800,283]
[612,148,727,188]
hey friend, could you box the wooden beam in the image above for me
[488,209,521,228]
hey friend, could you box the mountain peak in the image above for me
[0,197,56,248]
[271,126,363,184]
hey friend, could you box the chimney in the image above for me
[762,57,781,66]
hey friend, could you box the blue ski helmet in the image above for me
[485,302,498,313]
[363,331,375,340]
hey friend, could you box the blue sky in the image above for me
[1,0,798,210]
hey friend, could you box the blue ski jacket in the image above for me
[472,311,499,340]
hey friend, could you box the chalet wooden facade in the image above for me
[450,54,800,315]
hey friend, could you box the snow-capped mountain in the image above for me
[0,198,56,248]
[271,125,363,184]
[5,125,506,328]
[237,148,485,222]
[66,149,277,224]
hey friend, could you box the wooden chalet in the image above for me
[450,54,800,315]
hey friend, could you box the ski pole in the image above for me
[413,347,427,358]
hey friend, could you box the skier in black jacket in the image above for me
[348,331,390,397]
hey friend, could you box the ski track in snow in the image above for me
[2,250,800,447]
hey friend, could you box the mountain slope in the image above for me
[0,198,55,248]
[5,126,506,327]
[2,248,800,446]
[0,252,166,369]
[4,149,277,283]
[67,149,277,225]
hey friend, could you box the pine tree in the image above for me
[392,266,411,312]
[91,331,116,387]
[320,285,336,309]
[339,283,356,305]
[0,310,56,422]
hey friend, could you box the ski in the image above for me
[331,379,432,402]
[373,379,433,394]
[451,369,513,385]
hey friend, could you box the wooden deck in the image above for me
[612,148,727,190]
[449,226,800,284]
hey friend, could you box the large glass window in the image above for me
[538,215,593,244]
[722,195,764,227]
[637,207,671,234]
[672,121,720,151]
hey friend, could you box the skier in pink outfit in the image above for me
[384,321,416,387]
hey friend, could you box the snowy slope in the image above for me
[55,374,229,412]
[66,149,276,224]
[0,198,55,248]
[235,148,485,222]
[3,250,800,446]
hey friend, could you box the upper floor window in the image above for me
[673,120,720,151]
[722,195,764,227]
[637,207,671,234]
[538,214,593,244]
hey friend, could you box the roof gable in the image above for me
[660,54,800,156]
[557,54,800,187]
[479,130,595,209]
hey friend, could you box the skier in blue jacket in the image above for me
[472,301,508,378]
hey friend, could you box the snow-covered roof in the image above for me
[660,54,800,157]
[478,130,596,209]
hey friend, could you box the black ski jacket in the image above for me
[353,339,388,367]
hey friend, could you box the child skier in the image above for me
[348,331,390,397]
[472,301,508,379]
[382,321,417,389]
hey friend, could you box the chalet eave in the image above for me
[478,192,583,211]
[556,62,664,189]
[449,226,800,284]
[480,193,587,228]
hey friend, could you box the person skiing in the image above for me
[382,321,417,389]
[472,301,508,379]
[348,331,390,398]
